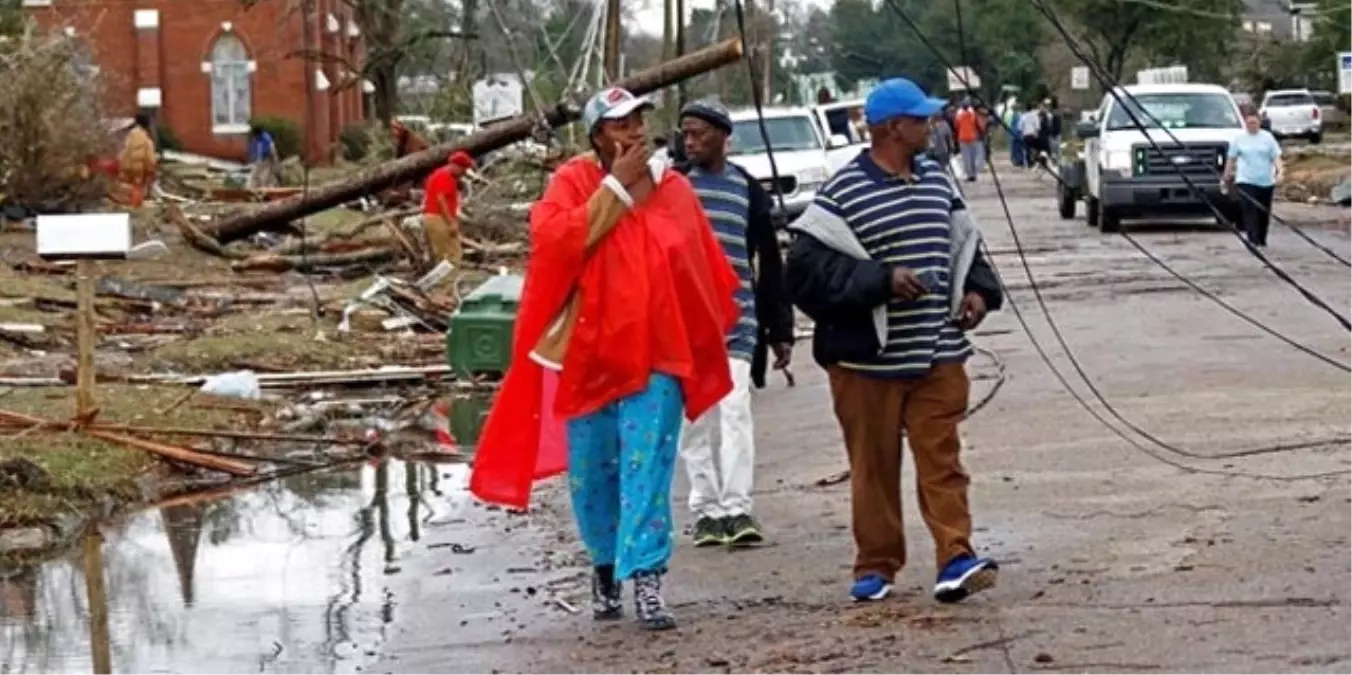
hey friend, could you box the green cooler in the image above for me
[446,273,524,378]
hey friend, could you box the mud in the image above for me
[4,166,1349,674]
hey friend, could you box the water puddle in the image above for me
[1,457,478,674]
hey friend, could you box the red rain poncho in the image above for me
[468,155,740,509]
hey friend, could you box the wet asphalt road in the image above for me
[5,164,1347,674]
[370,165,1351,673]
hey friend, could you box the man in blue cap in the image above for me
[784,77,1003,604]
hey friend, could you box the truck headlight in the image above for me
[1103,149,1133,171]
[797,166,829,192]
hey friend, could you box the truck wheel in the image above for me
[1099,203,1122,233]
[1085,196,1100,228]
[1058,184,1077,219]
[1308,131,1322,145]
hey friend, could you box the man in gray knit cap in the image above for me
[673,99,795,548]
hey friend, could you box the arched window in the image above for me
[208,34,251,130]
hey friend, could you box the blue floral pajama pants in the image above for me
[566,372,683,581]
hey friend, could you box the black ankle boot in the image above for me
[632,571,676,631]
[591,564,623,620]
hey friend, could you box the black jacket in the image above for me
[784,228,1003,369]
[676,160,795,388]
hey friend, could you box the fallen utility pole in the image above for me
[205,39,745,244]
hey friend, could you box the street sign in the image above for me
[1339,52,1352,95]
[946,66,980,92]
[1070,66,1090,90]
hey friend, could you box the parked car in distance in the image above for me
[1259,89,1322,143]
[727,107,834,221]
[810,99,869,173]
[1310,90,1347,130]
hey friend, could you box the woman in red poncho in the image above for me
[469,88,739,631]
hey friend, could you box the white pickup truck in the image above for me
[1259,88,1323,144]
[810,99,870,172]
[727,107,834,220]
[1058,83,1242,233]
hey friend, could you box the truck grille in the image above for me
[759,176,798,195]
[1134,143,1227,178]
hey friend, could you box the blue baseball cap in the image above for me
[864,78,947,126]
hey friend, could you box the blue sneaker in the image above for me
[850,574,893,602]
[934,554,998,603]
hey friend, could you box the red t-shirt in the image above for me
[422,166,460,217]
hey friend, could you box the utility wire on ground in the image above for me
[1027,0,1352,324]
[872,0,1351,482]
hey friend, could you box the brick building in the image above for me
[24,0,367,163]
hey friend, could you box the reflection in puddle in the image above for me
[0,459,473,674]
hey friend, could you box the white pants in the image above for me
[680,358,755,518]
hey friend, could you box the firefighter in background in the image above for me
[115,114,157,207]
[421,151,475,266]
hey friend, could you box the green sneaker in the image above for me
[725,513,764,546]
[691,516,728,547]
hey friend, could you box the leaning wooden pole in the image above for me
[204,39,745,244]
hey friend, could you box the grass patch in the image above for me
[0,384,249,528]
[146,311,364,372]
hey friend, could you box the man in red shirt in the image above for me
[953,103,985,183]
[421,151,474,266]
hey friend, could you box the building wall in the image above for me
[25,0,367,163]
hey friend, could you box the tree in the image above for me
[0,0,22,36]
[244,0,473,124]
[916,0,1047,102]
[1045,0,1243,83]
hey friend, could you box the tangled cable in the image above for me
[875,0,1349,481]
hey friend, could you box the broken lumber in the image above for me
[203,39,745,244]
[0,409,256,476]
[230,246,400,272]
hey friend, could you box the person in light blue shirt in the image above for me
[1224,108,1284,247]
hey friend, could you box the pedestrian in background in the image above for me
[1224,107,1283,247]
[674,99,796,548]
[1046,97,1064,166]
[1035,99,1054,170]
[1001,97,1025,168]
[421,151,474,266]
[954,102,984,182]
[115,114,157,208]
[468,87,740,632]
[978,103,996,160]
[929,112,957,178]
[785,77,1004,604]
[1019,103,1044,171]
[246,123,281,188]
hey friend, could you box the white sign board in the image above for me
[1339,52,1352,95]
[1070,66,1090,90]
[472,75,525,127]
[36,213,131,260]
[946,66,980,92]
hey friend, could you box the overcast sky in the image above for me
[630,0,831,36]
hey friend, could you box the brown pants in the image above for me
[828,363,973,580]
[422,213,463,266]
